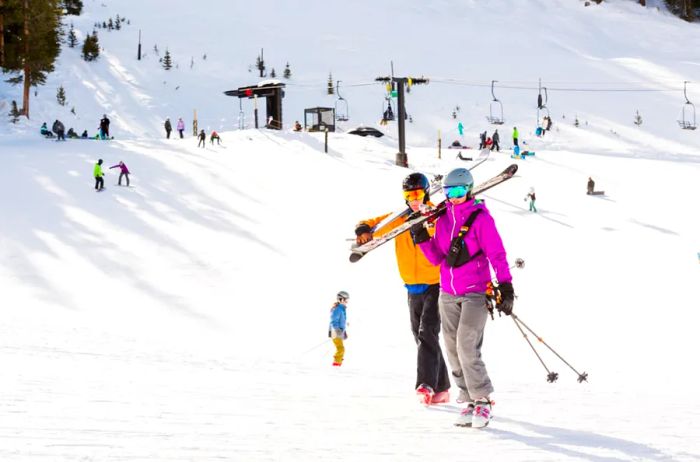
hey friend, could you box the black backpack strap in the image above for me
[458,209,483,259]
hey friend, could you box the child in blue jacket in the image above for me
[329,291,349,366]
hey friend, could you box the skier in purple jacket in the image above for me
[109,161,130,186]
[410,167,515,429]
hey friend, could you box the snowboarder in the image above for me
[109,161,130,186]
[40,122,54,138]
[525,187,537,212]
[587,177,595,195]
[410,167,515,428]
[197,129,206,148]
[99,114,110,139]
[67,128,79,139]
[164,118,172,139]
[94,159,105,191]
[293,121,302,132]
[492,130,500,152]
[512,126,519,147]
[210,130,221,145]
[354,173,451,405]
[177,118,185,138]
[457,121,464,137]
[484,137,493,150]
[329,291,349,366]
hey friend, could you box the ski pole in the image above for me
[511,316,559,383]
[511,314,588,383]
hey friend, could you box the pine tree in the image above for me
[9,100,21,123]
[67,24,78,47]
[634,110,643,126]
[102,21,106,29]
[56,85,66,105]
[270,67,276,78]
[283,62,291,79]
[115,15,121,30]
[107,18,113,30]
[327,73,334,95]
[82,31,100,61]
[255,49,265,77]
[162,49,172,70]
[1,0,64,118]
[62,0,83,15]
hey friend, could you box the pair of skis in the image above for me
[349,163,518,263]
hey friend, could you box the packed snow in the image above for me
[1,0,699,460]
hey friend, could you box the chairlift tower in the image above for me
[375,75,429,167]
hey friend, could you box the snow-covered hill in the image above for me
[1,1,700,460]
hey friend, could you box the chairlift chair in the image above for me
[383,97,395,121]
[486,80,504,125]
[335,80,349,122]
[678,81,697,130]
[537,87,550,127]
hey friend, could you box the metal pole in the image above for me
[254,95,259,129]
[395,78,408,167]
[324,128,329,153]
[137,30,142,60]
[438,129,442,159]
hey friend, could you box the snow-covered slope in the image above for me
[1,0,700,460]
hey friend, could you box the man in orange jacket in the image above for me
[355,173,451,405]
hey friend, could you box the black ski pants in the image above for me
[493,140,500,152]
[408,284,451,393]
[94,176,104,190]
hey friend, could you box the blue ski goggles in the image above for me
[445,185,469,199]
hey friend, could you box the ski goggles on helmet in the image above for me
[445,185,469,199]
[403,189,426,201]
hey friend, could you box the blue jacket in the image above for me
[329,303,347,331]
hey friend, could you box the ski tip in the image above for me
[349,252,364,263]
[506,164,518,175]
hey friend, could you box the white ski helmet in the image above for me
[337,290,350,302]
[443,168,474,191]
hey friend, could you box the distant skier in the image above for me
[94,159,105,191]
[512,126,519,147]
[410,167,515,428]
[492,130,500,152]
[587,177,595,195]
[177,118,185,138]
[479,131,486,149]
[40,122,54,138]
[329,291,349,367]
[197,129,206,148]
[457,121,464,137]
[524,187,537,212]
[355,173,450,405]
[164,118,172,139]
[109,161,130,187]
[210,130,221,145]
[293,121,302,132]
[80,130,88,139]
[67,128,79,139]
[52,119,66,141]
[99,114,110,139]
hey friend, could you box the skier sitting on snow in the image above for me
[329,291,349,367]
[354,173,451,405]
[40,122,54,138]
[67,128,79,139]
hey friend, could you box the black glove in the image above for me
[410,222,430,244]
[496,282,514,316]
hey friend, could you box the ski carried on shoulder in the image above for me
[349,164,518,263]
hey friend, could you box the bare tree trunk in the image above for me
[0,0,5,67]
[21,0,30,118]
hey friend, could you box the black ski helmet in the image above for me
[402,172,430,202]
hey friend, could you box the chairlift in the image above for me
[537,87,550,127]
[486,80,504,125]
[382,97,395,121]
[335,80,349,122]
[678,81,696,130]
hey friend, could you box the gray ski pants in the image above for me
[438,291,494,401]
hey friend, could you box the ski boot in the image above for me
[415,384,434,405]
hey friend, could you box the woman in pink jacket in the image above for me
[109,161,130,187]
[176,118,185,138]
[411,167,514,429]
